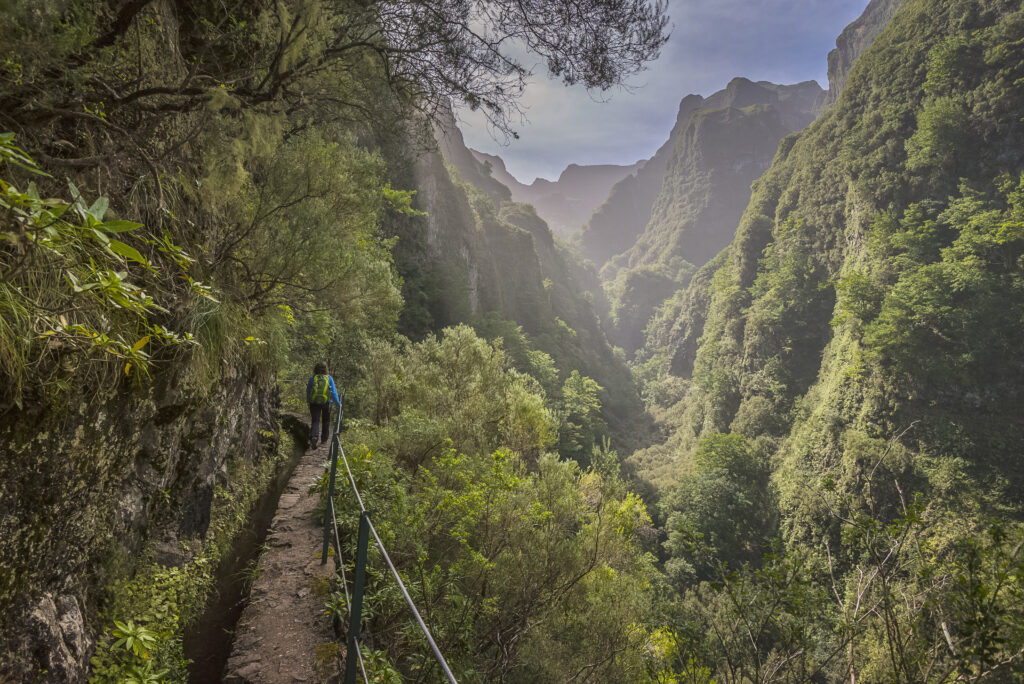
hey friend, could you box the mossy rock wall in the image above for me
[0,366,278,681]
[403,139,651,451]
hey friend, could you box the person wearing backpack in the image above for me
[306,361,340,450]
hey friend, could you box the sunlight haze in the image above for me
[459,0,871,182]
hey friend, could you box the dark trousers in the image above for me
[309,403,331,447]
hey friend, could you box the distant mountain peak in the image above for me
[573,76,825,272]
[463,148,643,237]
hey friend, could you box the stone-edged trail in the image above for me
[223,440,339,683]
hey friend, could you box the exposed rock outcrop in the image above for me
[623,80,823,275]
[0,367,278,680]
[825,0,908,104]
[20,594,92,683]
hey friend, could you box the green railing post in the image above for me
[345,511,371,684]
[336,389,346,433]
[320,434,338,564]
[321,390,345,564]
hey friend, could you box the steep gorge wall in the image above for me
[633,0,1024,528]
[0,3,324,677]
[470,150,643,238]
[640,0,920,413]
[621,79,823,276]
[594,79,823,353]
[384,124,649,448]
[825,0,908,104]
[0,366,278,680]
[574,94,706,268]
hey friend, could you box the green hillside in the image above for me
[597,79,824,353]
[632,0,1024,676]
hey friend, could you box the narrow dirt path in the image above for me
[224,440,338,683]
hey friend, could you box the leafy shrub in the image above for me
[0,134,200,408]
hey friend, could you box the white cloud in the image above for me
[459,0,869,182]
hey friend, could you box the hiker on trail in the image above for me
[306,361,340,450]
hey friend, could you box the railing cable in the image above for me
[328,497,350,607]
[354,638,370,684]
[319,391,458,684]
[366,517,458,684]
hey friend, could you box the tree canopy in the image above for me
[3,0,668,151]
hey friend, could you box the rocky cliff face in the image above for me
[574,94,705,267]
[0,367,278,680]
[468,149,642,238]
[434,110,513,206]
[577,80,824,281]
[390,121,648,446]
[592,79,823,353]
[825,0,907,103]
[623,80,823,276]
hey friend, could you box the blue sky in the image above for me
[458,0,871,183]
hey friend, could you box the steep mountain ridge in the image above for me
[588,80,822,352]
[825,0,908,104]
[386,115,649,449]
[575,79,825,277]
[467,148,643,238]
[628,0,909,376]
[632,0,1024,529]
[621,79,824,275]
[573,94,705,267]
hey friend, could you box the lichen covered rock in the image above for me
[0,366,278,679]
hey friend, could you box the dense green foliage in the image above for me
[0,0,667,680]
[0,4,409,667]
[605,263,689,352]
[0,135,199,410]
[660,434,774,585]
[628,0,1024,679]
[322,325,671,681]
[6,0,1024,680]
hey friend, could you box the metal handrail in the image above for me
[366,516,458,683]
[319,391,459,684]
[354,639,370,683]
